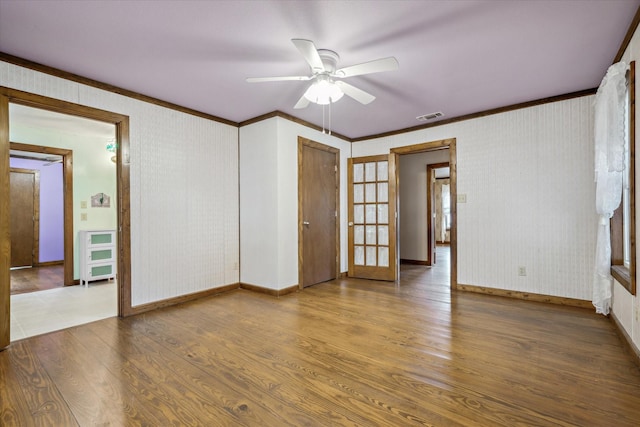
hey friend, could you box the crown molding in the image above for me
[351,88,597,142]
[239,110,350,142]
[0,51,238,127]
[614,4,640,64]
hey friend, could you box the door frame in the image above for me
[0,87,132,350]
[297,136,340,290]
[426,162,450,266]
[9,167,40,268]
[391,138,457,289]
[11,143,72,282]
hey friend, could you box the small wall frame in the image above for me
[91,192,111,208]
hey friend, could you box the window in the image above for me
[442,183,451,229]
[611,61,636,295]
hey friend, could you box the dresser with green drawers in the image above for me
[79,229,117,286]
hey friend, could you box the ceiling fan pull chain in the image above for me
[328,100,332,135]
[322,103,326,134]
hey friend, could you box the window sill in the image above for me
[611,265,632,294]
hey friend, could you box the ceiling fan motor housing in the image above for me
[317,49,340,74]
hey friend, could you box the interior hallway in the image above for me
[10,280,117,341]
[400,245,450,286]
[10,265,64,295]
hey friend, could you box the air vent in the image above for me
[416,112,444,121]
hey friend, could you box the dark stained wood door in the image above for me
[10,168,38,268]
[299,140,338,288]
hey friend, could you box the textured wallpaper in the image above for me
[353,96,596,301]
[1,61,240,306]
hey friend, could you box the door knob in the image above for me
[303,221,310,225]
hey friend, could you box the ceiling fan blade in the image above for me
[335,81,376,104]
[291,39,325,73]
[294,94,310,109]
[334,57,399,78]
[246,75,311,83]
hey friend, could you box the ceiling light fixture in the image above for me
[106,140,117,164]
[247,39,398,110]
[303,75,344,105]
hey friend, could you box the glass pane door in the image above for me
[348,155,397,281]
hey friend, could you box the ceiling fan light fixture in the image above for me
[303,78,344,105]
[248,39,398,109]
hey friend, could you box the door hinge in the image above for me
[335,165,337,172]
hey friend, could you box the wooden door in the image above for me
[10,168,39,268]
[299,140,338,287]
[348,155,397,281]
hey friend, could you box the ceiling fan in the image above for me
[247,39,399,109]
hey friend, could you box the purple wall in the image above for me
[10,157,64,263]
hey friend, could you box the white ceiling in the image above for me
[0,1,638,139]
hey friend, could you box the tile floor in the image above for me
[10,280,118,341]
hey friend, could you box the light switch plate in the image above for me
[80,213,87,221]
[457,194,467,203]
[80,201,87,209]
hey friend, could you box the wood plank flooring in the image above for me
[10,265,64,295]
[2,248,640,426]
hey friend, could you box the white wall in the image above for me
[1,60,240,307]
[399,150,450,261]
[239,119,280,288]
[354,96,596,300]
[612,24,640,351]
[9,121,117,278]
[239,116,350,290]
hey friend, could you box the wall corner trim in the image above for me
[238,110,351,142]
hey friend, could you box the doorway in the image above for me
[298,137,340,288]
[0,87,132,350]
[392,139,457,289]
[426,162,450,266]
[8,107,118,340]
[10,142,71,288]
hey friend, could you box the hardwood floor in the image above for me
[2,248,640,426]
[10,265,64,295]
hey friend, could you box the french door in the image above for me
[347,155,397,281]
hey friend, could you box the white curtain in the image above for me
[442,184,450,242]
[593,61,628,315]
